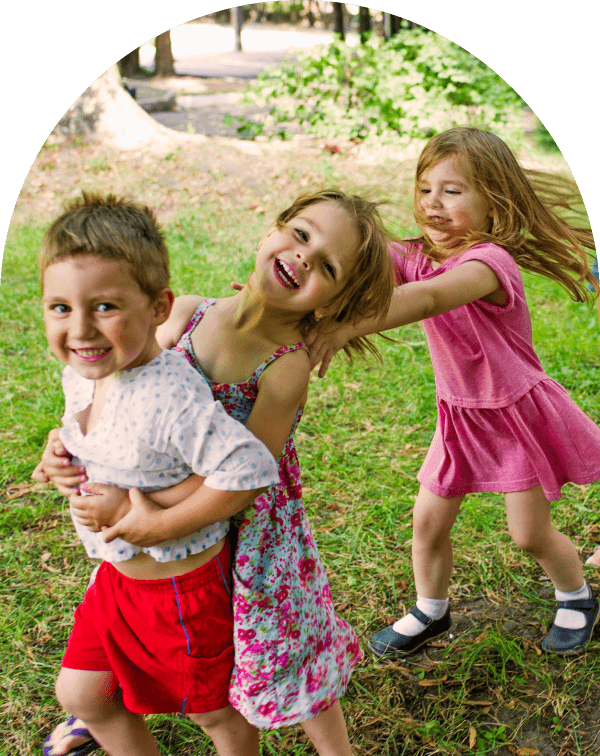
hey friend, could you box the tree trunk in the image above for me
[231,7,243,51]
[383,13,401,39]
[54,64,192,152]
[333,3,345,40]
[155,31,175,77]
[118,48,142,78]
[359,6,371,43]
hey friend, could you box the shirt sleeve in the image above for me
[388,242,410,285]
[457,243,518,314]
[169,384,278,491]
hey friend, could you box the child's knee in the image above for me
[188,704,239,730]
[55,669,118,720]
[508,525,544,554]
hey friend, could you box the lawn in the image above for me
[1,131,599,755]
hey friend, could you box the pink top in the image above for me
[389,241,548,409]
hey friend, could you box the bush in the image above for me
[237,29,526,145]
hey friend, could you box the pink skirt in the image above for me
[418,378,600,501]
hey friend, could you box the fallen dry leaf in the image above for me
[469,726,477,749]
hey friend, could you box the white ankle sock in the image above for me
[554,581,589,629]
[392,596,449,636]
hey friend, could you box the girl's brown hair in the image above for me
[39,192,169,300]
[413,127,596,301]
[276,189,395,359]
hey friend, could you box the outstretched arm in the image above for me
[308,260,504,377]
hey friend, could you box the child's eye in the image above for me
[324,261,336,278]
[420,188,431,194]
[96,303,116,313]
[446,189,460,195]
[49,303,70,314]
[295,228,308,242]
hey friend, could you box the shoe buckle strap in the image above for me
[409,605,435,626]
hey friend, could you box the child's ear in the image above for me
[153,289,174,325]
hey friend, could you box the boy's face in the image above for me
[43,255,172,382]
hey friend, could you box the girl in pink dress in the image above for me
[310,127,599,657]
[49,189,394,756]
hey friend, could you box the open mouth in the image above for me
[72,347,112,362]
[274,259,299,289]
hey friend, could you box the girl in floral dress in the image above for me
[153,190,394,753]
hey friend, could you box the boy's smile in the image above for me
[43,255,171,384]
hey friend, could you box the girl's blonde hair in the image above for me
[413,127,596,301]
[39,192,169,300]
[276,189,394,359]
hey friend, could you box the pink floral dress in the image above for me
[175,300,362,728]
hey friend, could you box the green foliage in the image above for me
[238,30,525,144]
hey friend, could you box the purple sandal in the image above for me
[42,717,99,756]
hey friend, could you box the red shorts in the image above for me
[62,539,234,715]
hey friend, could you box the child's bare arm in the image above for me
[101,485,267,547]
[70,475,206,531]
[245,348,310,459]
[156,295,204,349]
[308,260,503,376]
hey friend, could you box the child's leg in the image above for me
[188,706,260,756]
[369,486,462,657]
[55,668,161,756]
[412,486,464,599]
[300,700,353,756]
[505,485,599,654]
[504,485,583,591]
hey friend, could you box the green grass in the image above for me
[1,145,599,755]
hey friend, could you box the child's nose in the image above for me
[295,248,314,269]
[70,310,96,338]
[425,190,443,208]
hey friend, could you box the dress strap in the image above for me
[252,342,309,382]
[182,298,216,336]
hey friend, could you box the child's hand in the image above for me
[70,483,131,531]
[230,281,245,292]
[39,429,88,496]
[101,488,164,547]
[305,325,353,378]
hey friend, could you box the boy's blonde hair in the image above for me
[276,189,395,359]
[39,192,169,299]
[413,127,596,301]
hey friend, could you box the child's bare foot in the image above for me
[585,547,600,566]
[43,717,97,756]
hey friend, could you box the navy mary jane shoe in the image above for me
[368,606,452,658]
[541,590,600,656]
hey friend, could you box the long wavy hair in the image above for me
[274,189,395,359]
[411,127,596,301]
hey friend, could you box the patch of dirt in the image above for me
[8,128,411,234]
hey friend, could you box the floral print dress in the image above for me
[175,299,362,728]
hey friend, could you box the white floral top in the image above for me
[59,349,278,563]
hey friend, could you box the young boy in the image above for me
[37,193,277,756]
